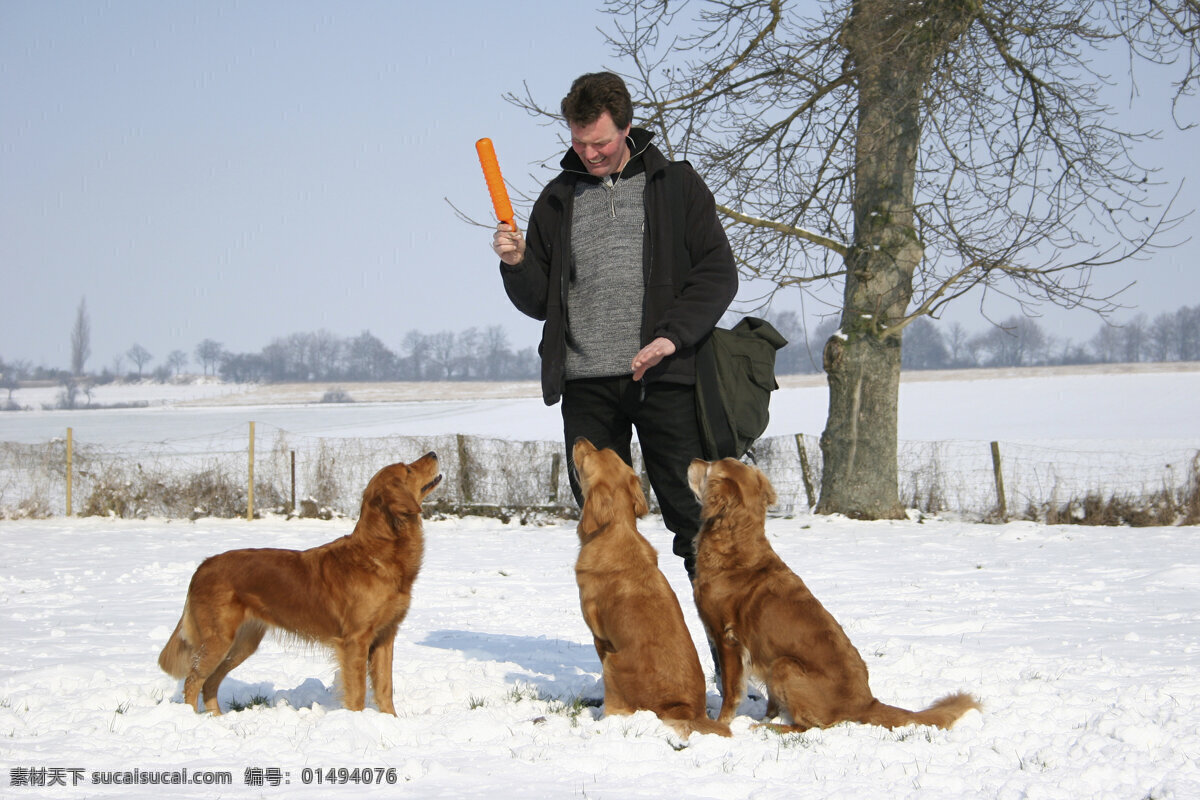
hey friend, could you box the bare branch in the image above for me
[717,204,850,256]
[500,0,1197,336]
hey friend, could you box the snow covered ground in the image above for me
[2,513,1197,799]
[1,367,1198,798]
[4,363,1200,444]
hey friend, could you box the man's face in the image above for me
[569,111,632,177]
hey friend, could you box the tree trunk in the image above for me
[816,0,977,519]
[817,331,905,518]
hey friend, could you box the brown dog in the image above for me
[158,453,441,715]
[572,438,730,738]
[688,457,980,733]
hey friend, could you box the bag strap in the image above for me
[696,331,736,459]
[670,161,738,459]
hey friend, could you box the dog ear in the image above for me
[756,467,777,507]
[627,472,649,518]
[387,489,422,521]
[700,464,741,518]
[581,486,616,527]
[686,459,709,501]
[374,474,421,527]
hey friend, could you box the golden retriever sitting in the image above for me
[158,453,442,715]
[688,457,980,733]
[572,438,730,738]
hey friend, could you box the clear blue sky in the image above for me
[2,1,1197,371]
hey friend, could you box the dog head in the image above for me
[361,452,442,528]
[572,437,650,527]
[688,457,776,521]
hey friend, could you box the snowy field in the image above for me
[4,363,1200,444]
[1,366,1199,798]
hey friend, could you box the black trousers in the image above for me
[562,376,704,577]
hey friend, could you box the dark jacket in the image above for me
[500,128,738,405]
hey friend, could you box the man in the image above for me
[492,71,737,577]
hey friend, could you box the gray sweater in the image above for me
[565,171,647,380]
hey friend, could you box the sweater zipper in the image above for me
[602,175,617,219]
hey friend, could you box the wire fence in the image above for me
[2,424,1197,525]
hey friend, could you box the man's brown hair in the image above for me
[561,72,633,129]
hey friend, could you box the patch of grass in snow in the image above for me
[543,695,602,727]
[756,725,816,748]
[505,682,539,704]
[227,694,274,712]
[891,726,936,743]
[1,696,29,715]
[1016,751,1050,772]
[497,681,601,728]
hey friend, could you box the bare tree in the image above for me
[1090,323,1122,363]
[0,360,19,406]
[306,330,343,380]
[509,0,1198,517]
[345,331,397,380]
[454,327,482,379]
[194,339,223,377]
[126,344,153,378]
[901,318,950,370]
[70,297,91,376]
[766,310,811,373]
[426,331,457,380]
[1147,313,1178,360]
[1175,304,1200,360]
[946,322,975,367]
[166,350,188,377]
[976,316,1049,367]
[57,377,82,410]
[401,330,431,380]
[262,335,305,381]
[1119,314,1149,363]
[482,325,513,379]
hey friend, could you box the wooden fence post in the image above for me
[795,433,816,509]
[990,440,1007,521]
[247,421,255,520]
[289,450,296,515]
[457,433,472,504]
[549,451,561,504]
[66,427,73,517]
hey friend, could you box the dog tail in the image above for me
[157,615,193,679]
[665,716,733,739]
[856,692,981,730]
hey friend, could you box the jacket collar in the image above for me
[559,127,663,181]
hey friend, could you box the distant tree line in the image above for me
[1,303,1196,394]
[206,327,540,383]
[771,303,1200,374]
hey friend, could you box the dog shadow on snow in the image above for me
[163,676,337,714]
[420,629,753,717]
[163,632,605,713]
[162,632,756,717]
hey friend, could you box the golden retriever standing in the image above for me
[572,438,730,738]
[688,457,980,733]
[158,453,441,715]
